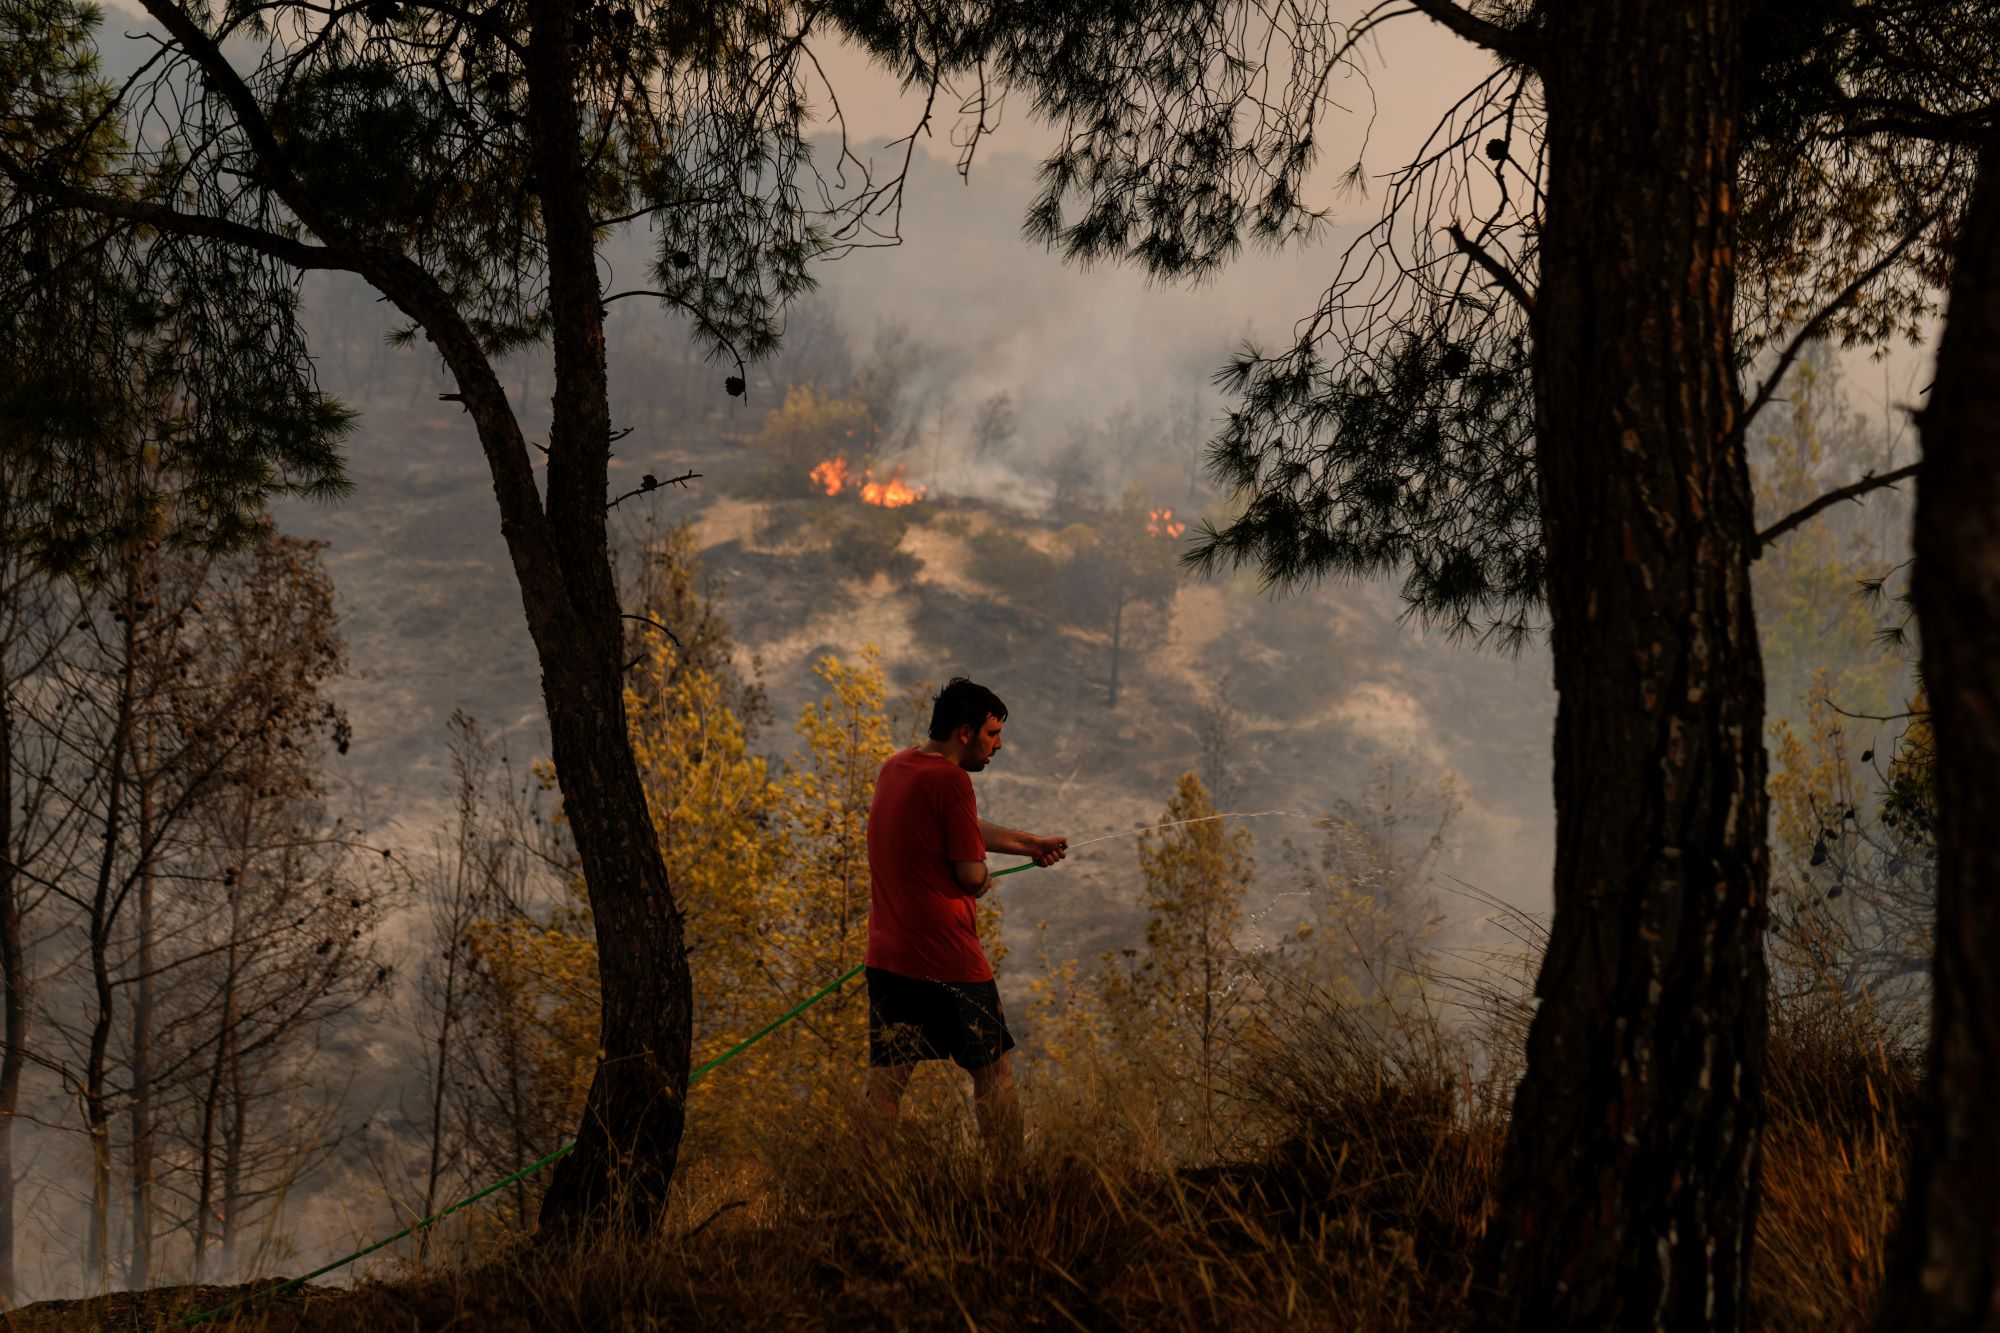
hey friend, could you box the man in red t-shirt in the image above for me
[861,677,1066,1156]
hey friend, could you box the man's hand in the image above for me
[1030,834,1068,868]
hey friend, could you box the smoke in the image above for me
[745,143,1310,510]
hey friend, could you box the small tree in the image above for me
[1284,762,1457,1007]
[157,534,381,1284]
[395,713,586,1243]
[761,651,956,1116]
[1103,772,1253,1155]
[1060,489,1184,708]
[968,392,1017,463]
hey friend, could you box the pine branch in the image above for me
[1756,462,1920,555]
[1447,223,1534,313]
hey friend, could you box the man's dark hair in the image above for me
[928,677,1007,741]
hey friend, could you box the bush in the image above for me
[963,526,1061,606]
[825,508,920,585]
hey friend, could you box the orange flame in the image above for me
[809,457,849,496]
[860,466,925,509]
[809,457,925,507]
[1146,508,1187,538]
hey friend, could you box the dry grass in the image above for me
[8,988,1917,1333]
[1748,999,1919,1332]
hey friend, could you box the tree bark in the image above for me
[519,0,692,1236]
[1873,137,2000,1333]
[1473,3,1769,1328]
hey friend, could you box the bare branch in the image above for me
[619,613,681,648]
[1403,0,1539,65]
[601,290,749,393]
[1447,222,1534,313]
[606,470,700,512]
[1742,208,1943,431]
[1756,462,1920,555]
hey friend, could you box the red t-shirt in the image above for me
[865,748,990,982]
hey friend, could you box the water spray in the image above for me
[993,809,1308,876]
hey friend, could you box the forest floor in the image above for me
[7,1002,1916,1333]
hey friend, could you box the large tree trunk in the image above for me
[1873,138,2000,1333]
[519,0,693,1236]
[1474,3,1769,1327]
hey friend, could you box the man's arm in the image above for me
[978,819,1069,868]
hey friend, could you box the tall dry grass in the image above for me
[1749,993,1920,1331]
[10,959,1919,1331]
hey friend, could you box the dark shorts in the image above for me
[866,966,1016,1071]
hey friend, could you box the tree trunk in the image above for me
[1473,3,1769,1328]
[192,1007,225,1283]
[194,856,243,1284]
[0,643,22,1308]
[127,731,155,1289]
[220,1027,246,1275]
[419,859,465,1264]
[1873,138,2000,1333]
[1108,597,1124,709]
[520,0,692,1236]
[83,585,138,1289]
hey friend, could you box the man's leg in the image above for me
[968,1053,1022,1162]
[861,1063,914,1128]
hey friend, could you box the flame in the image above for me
[860,467,925,509]
[809,457,849,496]
[809,457,925,508]
[1146,508,1188,538]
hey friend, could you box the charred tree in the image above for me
[1472,3,1769,1328]
[1874,137,2000,1333]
